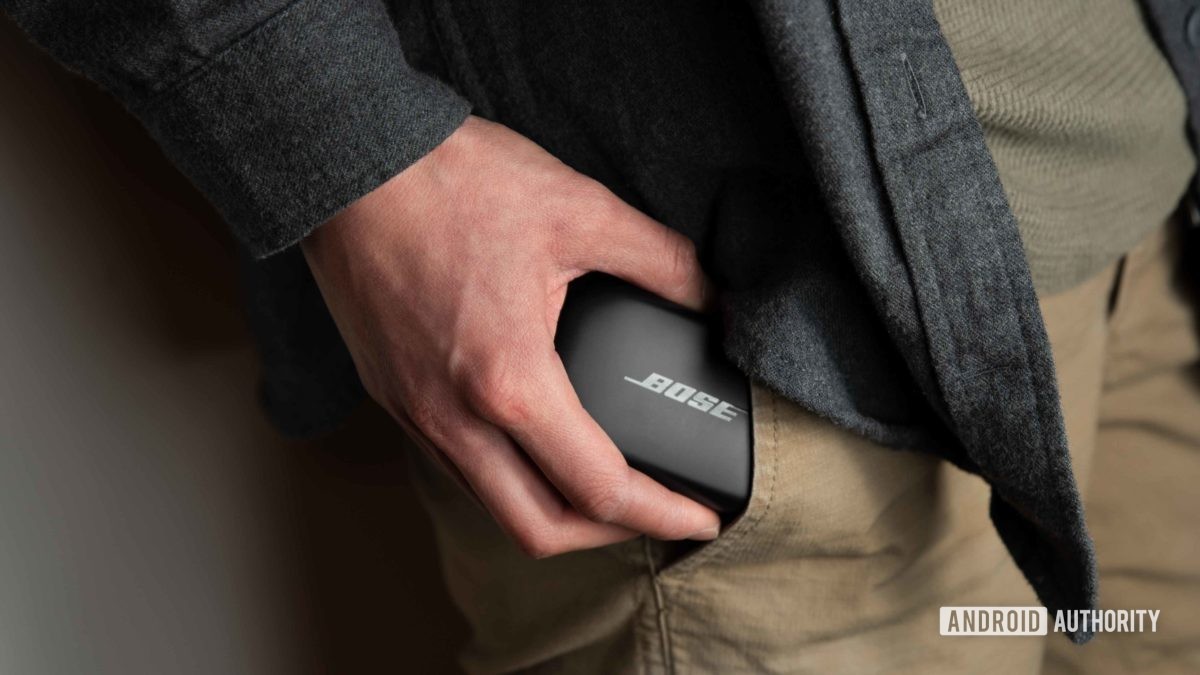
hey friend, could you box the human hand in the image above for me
[301,116,721,557]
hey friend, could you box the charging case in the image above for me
[555,274,752,516]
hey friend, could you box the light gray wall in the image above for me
[0,17,465,675]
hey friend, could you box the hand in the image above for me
[301,116,721,558]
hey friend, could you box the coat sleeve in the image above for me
[2,0,472,257]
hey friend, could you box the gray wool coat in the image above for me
[6,0,1200,644]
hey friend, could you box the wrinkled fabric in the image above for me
[403,216,1200,672]
[6,0,1200,640]
[2,0,472,256]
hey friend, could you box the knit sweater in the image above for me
[934,0,1196,293]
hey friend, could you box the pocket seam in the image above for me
[661,385,779,581]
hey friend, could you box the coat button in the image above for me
[1188,7,1200,48]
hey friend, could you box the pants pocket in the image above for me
[651,383,778,578]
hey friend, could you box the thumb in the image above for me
[575,194,712,312]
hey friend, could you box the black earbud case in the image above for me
[555,274,752,517]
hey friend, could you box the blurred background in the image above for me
[0,16,468,674]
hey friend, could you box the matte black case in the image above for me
[555,274,752,517]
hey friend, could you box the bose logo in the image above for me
[623,372,746,422]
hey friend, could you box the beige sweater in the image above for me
[933,0,1196,294]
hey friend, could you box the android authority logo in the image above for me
[622,372,746,422]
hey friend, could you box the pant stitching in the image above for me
[642,537,674,674]
[702,387,779,574]
[677,388,780,580]
[669,389,781,670]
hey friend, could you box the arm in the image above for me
[4,3,721,555]
[2,0,470,255]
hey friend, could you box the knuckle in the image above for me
[664,231,699,288]
[406,394,450,444]
[511,524,561,560]
[573,472,631,524]
[465,357,532,427]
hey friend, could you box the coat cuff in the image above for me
[130,0,471,257]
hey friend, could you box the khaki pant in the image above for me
[406,217,1200,674]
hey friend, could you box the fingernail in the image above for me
[687,525,720,541]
